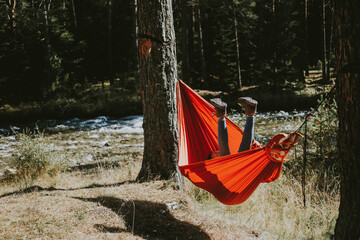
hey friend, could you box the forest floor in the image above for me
[0,160,262,240]
[0,150,339,240]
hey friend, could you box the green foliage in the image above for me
[9,129,67,188]
[0,0,137,103]
[285,91,339,190]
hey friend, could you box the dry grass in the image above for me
[0,112,339,239]
[0,158,259,240]
[184,172,339,240]
[0,158,339,240]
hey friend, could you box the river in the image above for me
[0,111,306,171]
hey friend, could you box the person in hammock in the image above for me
[209,97,258,158]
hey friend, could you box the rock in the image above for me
[0,167,17,181]
[166,202,179,210]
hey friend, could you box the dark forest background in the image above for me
[0,0,332,115]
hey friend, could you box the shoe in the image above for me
[210,98,227,118]
[238,97,258,116]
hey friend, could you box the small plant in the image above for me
[9,129,67,188]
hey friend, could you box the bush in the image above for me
[9,129,67,188]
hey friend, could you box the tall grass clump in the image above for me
[9,129,67,188]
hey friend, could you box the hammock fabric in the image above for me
[177,80,301,205]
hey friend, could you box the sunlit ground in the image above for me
[0,112,338,239]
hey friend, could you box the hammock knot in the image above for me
[265,132,302,162]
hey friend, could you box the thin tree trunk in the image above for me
[272,0,278,87]
[333,0,360,238]
[180,0,190,83]
[6,0,16,31]
[304,0,309,77]
[43,0,50,57]
[327,1,333,80]
[233,3,242,89]
[322,0,328,81]
[107,0,113,86]
[71,0,77,29]
[133,0,139,72]
[188,4,195,82]
[136,0,181,187]
[197,3,206,82]
[41,0,51,96]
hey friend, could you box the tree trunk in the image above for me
[136,0,181,187]
[333,0,360,239]
[42,0,51,95]
[322,0,328,82]
[71,0,77,29]
[180,0,190,83]
[272,0,278,87]
[133,0,139,72]
[327,1,333,80]
[233,2,242,89]
[6,0,16,31]
[197,3,206,83]
[304,0,309,77]
[188,4,195,82]
[107,0,113,86]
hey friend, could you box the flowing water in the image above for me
[0,111,306,171]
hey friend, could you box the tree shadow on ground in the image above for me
[0,180,137,199]
[73,196,211,240]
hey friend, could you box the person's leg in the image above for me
[238,116,254,152]
[210,98,230,157]
[237,97,258,152]
[218,117,230,156]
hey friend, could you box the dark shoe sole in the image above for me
[238,97,258,106]
[210,98,227,109]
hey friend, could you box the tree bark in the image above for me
[133,0,139,72]
[322,0,328,82]
[6,0,16,31]
[197,3,206,83]
[71,0,77,29]
[136,0,181,187]
[272,0,278,87]
[233,2,242,89]
[107,0,113,86]
[304,0,309,77]
[188,4,195,82]
[180,0,190,83]
[333,0,360,238]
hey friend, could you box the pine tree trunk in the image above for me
[43,0,51,96]
[304,0,309,77]
[132,0,139,72]
[180,0,190,83]
[197,3,206,83]
[188,5,195,82]
[136,0,181,187]
[233,3,242,89]
[322,0,328,82]
[272,0,278,87]
[333,0,360,238]
[71,0,77,29]
[6,0,16,31]
[107,0,113,86]
[327,2,333,80]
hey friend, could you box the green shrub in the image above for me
[10,129,67,188]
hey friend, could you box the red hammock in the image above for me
[177,80,301,205]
